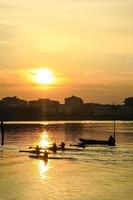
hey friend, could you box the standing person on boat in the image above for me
[108,135,115,146]
[60,142,65,150]
[52,143,57,153]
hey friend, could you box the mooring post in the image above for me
[1,120,4,146]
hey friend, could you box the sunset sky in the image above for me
[0,0,132,103]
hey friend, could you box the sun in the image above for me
[35,68,54,84]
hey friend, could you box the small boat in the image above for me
[19,150,46,154]
[79,121,116,146]
[29,155,63,160]
[29,155,75,161]
[19,147,83,154]
[48,146,83,151]
[79,138,115,146]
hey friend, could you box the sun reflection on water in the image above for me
[38,160,49,181]
[39,131,50,148]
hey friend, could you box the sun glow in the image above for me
[38,160,49,180]
[39,131,50,148]
[35,68,54,85]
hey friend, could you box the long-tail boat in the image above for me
[79,121,116,146]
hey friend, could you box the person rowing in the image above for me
[52,143,57,153]
[43,150,48,160]
[35,145,40,156]
[60,142,65,150]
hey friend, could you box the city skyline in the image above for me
[0,95,133,121]
[0,0,133,103]
[0,95,132,105]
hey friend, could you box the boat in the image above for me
[19,150,46,154]
[19,147,83,154]
[29,155,63,160]
[79,138,115,146]
[79,121,116,146]
[29,155,75,161]
[48,146,83,151]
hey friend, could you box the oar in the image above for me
[29,146,45,149]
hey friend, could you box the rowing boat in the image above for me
[48,147,83,151]
[19,150,44,154]
[79,121,116,146]
[29,155,63,160]
[79,138,115,146]
[29,155,76,160]
[19,147,83,154]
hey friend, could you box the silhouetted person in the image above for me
[109,135,115,146]
[60,142,65,150]
[1,120,4,146]
[52,143,57,153]
[35,145,40,156]
[78,142,86,148]
[43,150,48,160]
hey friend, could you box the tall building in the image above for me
[65,95,84,113]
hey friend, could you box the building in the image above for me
[29,98,60,115]
[2,96,27,106]
[65,95,84,113]
[29,100,41,107]
[124,97,133,106]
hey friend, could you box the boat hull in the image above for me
[29,155,63,160]
[29,155,76,161]
[79,138,115,146]
[19,147,83,154]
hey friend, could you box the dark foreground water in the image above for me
[0,121,133,200]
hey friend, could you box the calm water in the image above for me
[0,121,133,200]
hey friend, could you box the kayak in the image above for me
[29,155,75,160]
[19,150,44,154]
[29,155,63,159]
[48,147,83,151]
[19,147,83,154]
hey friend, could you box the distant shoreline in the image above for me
[3,118,133,122]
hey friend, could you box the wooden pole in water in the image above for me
[1,120,4,146]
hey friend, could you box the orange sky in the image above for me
[0,0,133,103]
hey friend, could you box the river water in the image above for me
[0,121,133,200]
